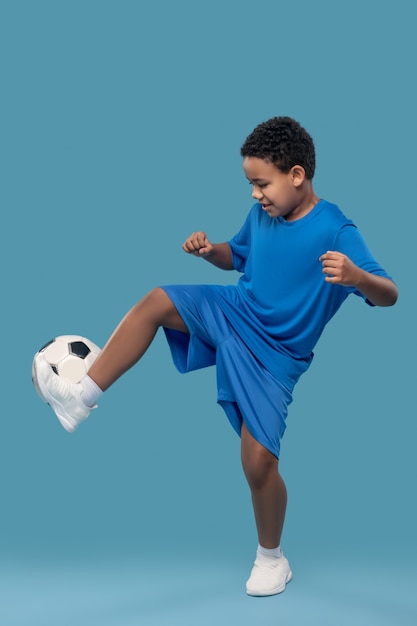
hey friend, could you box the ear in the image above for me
[290,165,306,188]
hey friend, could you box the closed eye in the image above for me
[248,181,268,189]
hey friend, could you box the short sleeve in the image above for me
[228,206,255,272]
[333,223,392,302]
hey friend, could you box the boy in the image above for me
[34,117,398,597]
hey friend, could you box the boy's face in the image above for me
[243,157,308,221]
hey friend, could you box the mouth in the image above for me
[261,203,273,210]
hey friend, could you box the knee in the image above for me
[139,288,188,333]
[242,443,278,492]
[138,288,174,319]
[143,287,169,307]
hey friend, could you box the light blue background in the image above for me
[1,1,416,624]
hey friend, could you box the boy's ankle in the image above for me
[257,544,282,558]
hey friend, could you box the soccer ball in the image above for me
[32,335,101,400]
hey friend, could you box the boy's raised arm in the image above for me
[320,251,398,307]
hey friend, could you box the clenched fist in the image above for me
[319,251,361,286]
[182,231,214,257]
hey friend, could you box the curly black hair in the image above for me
[240,116,316,180]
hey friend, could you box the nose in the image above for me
[251,185,263,200]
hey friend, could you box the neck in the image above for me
[285,184,319,221]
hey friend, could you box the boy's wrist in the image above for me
[352,267,367,291]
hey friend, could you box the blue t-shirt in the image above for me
[228,199,390,363]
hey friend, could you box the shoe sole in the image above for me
[246,569,293,597]
[33,358,75,432]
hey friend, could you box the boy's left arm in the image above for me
[320,251,398,307]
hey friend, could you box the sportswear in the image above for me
[162,201,391,457]
[34,356,94,432]
[246,549,292,596]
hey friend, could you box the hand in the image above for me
[319,251,362,286]
[182,231,214,257]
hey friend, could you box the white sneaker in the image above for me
[246,551,293,597]
[34,356,94,432]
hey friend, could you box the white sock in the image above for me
[257,544,282,559]
[80,375,103,407]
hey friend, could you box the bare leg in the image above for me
[241,422,287,548]
[88,287,188,391]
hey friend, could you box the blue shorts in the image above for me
[161,284,308,459]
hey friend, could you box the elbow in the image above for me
[388,290,399,307]
[380,282,399,307]
[388,282,399,306]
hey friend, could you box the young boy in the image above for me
[34,117,398,597]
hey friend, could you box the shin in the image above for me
[241,423,287,549]
[87,287,188,391]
